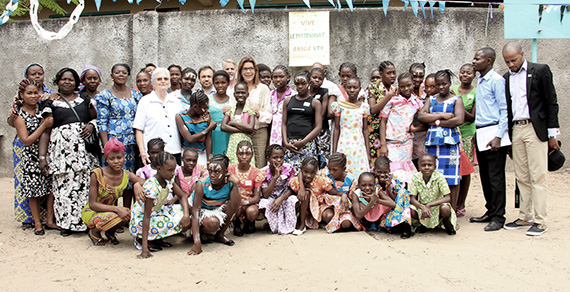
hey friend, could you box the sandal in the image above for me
[456,208,466,218]
[88,229,107,246]
[34,228,45,236]
[154,239,173,248]
[105,231,120,245]
[44,224,60,231]
[244,220,256,234]
[233,220,244,237]
[115,227,125,234]
[214,236,235,246]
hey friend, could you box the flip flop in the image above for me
[34,229,45,236]
[215,236,235,246]
[105,231,120,245]
[89,229,107,246]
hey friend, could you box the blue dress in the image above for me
[208,94,232,155]
[178,110,208,151]
[95,88,142,173]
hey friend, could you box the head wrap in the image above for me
[24,63,45,78]
[104,137,125,158]
[80,65,102,82]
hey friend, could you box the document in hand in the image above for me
[476,125,511,151]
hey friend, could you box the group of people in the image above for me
[8,41,559,258]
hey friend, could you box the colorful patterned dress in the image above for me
[95,88,142,173]
[451,85,477,164]
[331,101,370,177]
[177,164,208,195]
[366,80,395,164]
[226,104,256,166]
[381,176,413,229]
[129,177,186,246]
[81,168,129,231]
[269,86,295,146]
[196,177,234,229]
[228,164,266,221]
[412,91,427,160]
[136,164,181,200]
[259,163,298,234]
[178,110,209,163]
[409,171,456,230]
[326,171,363,232]
[208,94,234,155]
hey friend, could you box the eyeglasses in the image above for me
[242,67,255,72]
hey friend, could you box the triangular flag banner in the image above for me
[346,0,353,11]
[336,0,341,11]
[137,0,142,4]
[128,0,133,3]
[411,0,418,17]
[220,0,229,6]
[419,1,427,18]
[303,0,311,8]
[94,0,101,10]
[327,0,335,8]
[438,1,445,14]
[383,0,390,16]
[401,0,409,11]
[429,1,436,17]
[237,0,245,12]
[66,0,71,4]
[250,0,256,13]
[179,0,185,4]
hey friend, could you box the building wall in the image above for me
[0,8,568,176]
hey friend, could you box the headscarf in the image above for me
[24,63,45,78]
[104,137,125,158]
[80,65,102,82]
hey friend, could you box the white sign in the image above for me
[288,11,330,67]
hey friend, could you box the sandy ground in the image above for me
[1,171,570,291]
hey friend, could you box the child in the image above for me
[189,154,241,255]
[13,79,54,235]
[136,138,180,202]
[129,151,191,258]
[418,70,464,212]
[228,141,266,236]
[179,67,197,108]
[221,82,257,166]
[282,71,322,170]
[322,152,363,232]
[409,63,426,99]
[259,144,298,234]
[451,64,477,217]
[269,65,296,146]
[309,67,331,168]
[409,63,428,167]
[257,64,273,88]
[409,154,456,235]
[289,156,346,235]
[349,172,383,230]
[175,148,208,196]
[423,73,437,97]
[369,69,381,86]
[332,77,370,177]
[176,91,217,164]
[209,70,234,156]
[367,61,398,165]
[379,73,423,183]
[82,138,146,245]
[334,62,366,102]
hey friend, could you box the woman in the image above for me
[39,67,98,236]
[79,65,102,101]
[133,67,183,165]
[237,56,272,168]
[95,63,142,211]
[178,67,197,108]
[8,63,56,230]
[135,70,153,96]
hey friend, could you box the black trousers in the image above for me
[475,145,508,224]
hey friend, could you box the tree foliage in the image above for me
[1,0,80,20]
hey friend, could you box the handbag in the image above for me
[458,128,475,176]
[60,95,101,157]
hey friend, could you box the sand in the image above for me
[1,171,569,291]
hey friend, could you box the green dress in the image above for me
[226,104,256,166]
[409,171,456,230]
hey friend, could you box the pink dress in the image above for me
[177,164,208,194]
[269,87,295,146]
[259,163,298,234]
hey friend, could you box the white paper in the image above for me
[476,125,511,151]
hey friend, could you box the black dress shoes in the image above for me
[470,214,491,223]
[484,221,504,231]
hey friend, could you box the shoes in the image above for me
[233,221,244,237]
[293,227,306,236]
[22,223,34,230]
[244,220,256,234]
[504,219,533,230]
[88,229,107,246]
[456,208,466,218]
[60,229,72,237]
[526,223,548,236]
[105,231,120,245]
[154,239,173,248]
[34,229,45,236]
[44,225,60,231]
[470,214,491,223]
[484,221,503,231]
[136,238,162,251]
[368,222,379,232]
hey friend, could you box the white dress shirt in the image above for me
[509,60,530,121]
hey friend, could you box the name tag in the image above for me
[244,180,253,187]
[467,94,474,100]
[303,102,311,107]
[315,94,321,100]
[528,74,532,78]
[208,186,213,191]
[342,186,349,192]
[280,174,288,180]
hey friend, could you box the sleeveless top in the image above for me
[177,110,208,150]
[286,94,315,139]
[201,177,234,210]
[425,96,461,146]
[83,168,129,212]
[312,87,329,131]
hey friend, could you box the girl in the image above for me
[409,63,426,99]
[349,172,383,231]
[259,144,298,234]
[451,64,477,217]
[369,69,381,86]
[176,91,217,164]
[189,154,241,255]
[322,152,363,232]
[282,70,322,170]
[228,141,266,236]
[410,154,456,235]
[221,82,257,166]
[309,67,330,168]
[168,64,182,92]
[379,73,423,183]
[179,67,197,108]
[367,61,398,165]
[424,73,437,97]
[209,70,234,156]
[258,63,273,88]
[13,79,54,235]
[332,77,370,177]
[409,63,428,167]
[82,138,146,245]
[135,69,153,96]
[418,70,464,212]
[175,148,208,196]
[129,151,191,259]
[269,65,295,146]
[289,157,346,235]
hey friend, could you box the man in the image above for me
[470,47,509,231]
[223,59,237,96]
[502,42,560,236]
[198,65,216,95]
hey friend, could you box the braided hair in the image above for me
[265,144,285,159]
[328,152,347,168]
[408,62,426,73]
[338,62,357,75]
[154,151,176,168]
[378,61,395,72]
[272,65,290,77]
[434,69,456,83]
[210,154,230,170]
[15,79,40,107]
[301,156,319,169]
[147,138,165,152]
[397,72,413,83]
[189,90,209,107]
[236,140,253,153]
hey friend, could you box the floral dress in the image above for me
[136,164,181,201]
[366,80,395,164]
[269,86,295,146]
[95,88,142,173]
[81,168,129,231]
[325,171,363,232]
[259,163,298,234]
[409,171,456,230]
[380,176,412,229]
[129,177,185,247]
[226,104,256,166]
[331,101,370,177]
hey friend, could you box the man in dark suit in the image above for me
[502,42,560,236]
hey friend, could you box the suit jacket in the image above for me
[504,62,559,142]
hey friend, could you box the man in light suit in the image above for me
[502,42,560,236]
